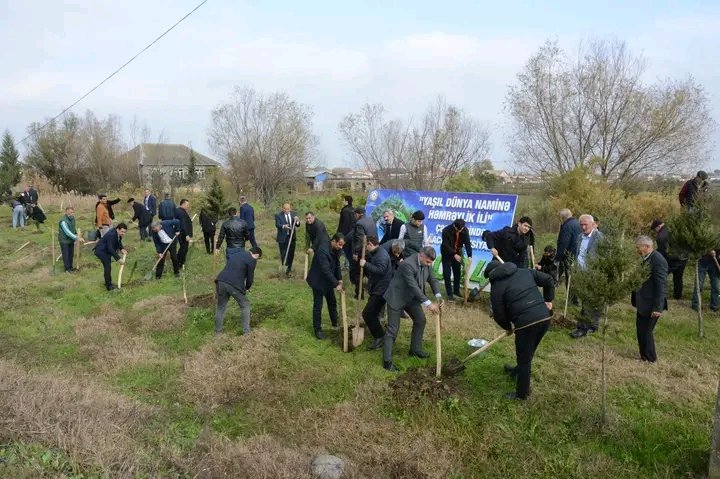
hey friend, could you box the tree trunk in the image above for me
[601,304,609,428]
[696,260,704,338]
[710,380,720,479]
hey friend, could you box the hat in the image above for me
[484,260,501,279]
[353,207,365,215]
[650,219,663,230]
[697,170,708,180]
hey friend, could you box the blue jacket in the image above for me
[275,211,299,243]
[216,250,256,294]
[239,203,255,230]
[158,198,176,220]
[556,217,581,262]
[94,228,124,260]
[143,194,157,216]
[151,219,181,254]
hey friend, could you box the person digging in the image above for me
[484,259,555,400]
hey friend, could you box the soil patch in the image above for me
[550,313,576,329]
[389,367,465,407]
[189,293,214,308]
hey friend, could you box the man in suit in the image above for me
[380,209,404,244]
[93,223,128,291]
[336,195,355,267]
[360,236,393,350]
[484,216,534,268]
[306,233,345,339]
[143,189,157,240]
[556,209,581,285]
[199,207,217,254]
[175,199,193,269]
[275,203,301,277]
[570,214,605,338]
[215,247,262,335]
[128,197,151,240]
[305,211,329,253]
[651,219,687,301]
[158,193,176,220]
[351,207,378,298]
[239,196,258,249]
[440,218,473,302]
[150,219,181,278]
[633,235,668,362]
[382,246,443,371]
[216,207,249,259]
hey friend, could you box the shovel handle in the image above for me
[340,289,349,353]
[493,255,504,264]
[713,255,720,275]
[435,306,442,377]
[461,330,510,363]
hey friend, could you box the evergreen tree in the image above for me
[205,174,230,221]
[0,130,21,199]
[186,149,198,186]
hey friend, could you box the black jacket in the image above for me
[130,201,151,226]
[306,219,329,250]
[151,219,181,254]
[199,210,216,234]
[337,205,356,235]
[94,198,120,223]
[306,240,341,293]
[216,250,257,294]
[94,228,124,260]
[216,216,248,250]
[158,199,176,220]
[176,207,193,238]
[556,217,581,262]
[440,224,472,258]
[352,215,378,255]
[488,262,554,330]
[380,240,405,270]
[363,245,393,296]
[484,226,533,268]
[632,250,668,316]
[380,218,404,244]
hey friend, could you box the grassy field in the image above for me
[0,201,717,478]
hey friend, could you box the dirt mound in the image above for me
[189,293,214,308]
[389,367,464,406]
[550,313,576,329]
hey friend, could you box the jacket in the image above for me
[130,202,151,226]
[199,209,216,233]
[632,250,668,316]
[337,205,356,235]
[306,218,329,250]
[380,218,404,244]
[158,199,176,220]
[401,222,427,255]
[58,215,78,244]
[143,194,157,216]
[94,228,124,260]
[176,207,193,238]
[239,203,255,230]
[306,240,341,293]
[484,226,532,268]
[556,217,581,262]
[94,199,120,224]
[96,203,112,228]
[352,216,378,255]
[575,229,605,269]
[152,219,181,254]
[440,223,472,258]
[216,216,248,250]
[275,211,300,244]
[488,262,554,331]
[364,245,393,296]
[216,249,257,294]
[383,253,441,309]
[380,240,405,270]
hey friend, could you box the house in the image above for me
[304,169,334,191]
[488,170,514,184]
[121,143,221,185]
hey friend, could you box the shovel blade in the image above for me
[442,358,466,377]
[352,326,365,348]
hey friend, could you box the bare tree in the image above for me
[208,86,316,206]
[506,39,714,180]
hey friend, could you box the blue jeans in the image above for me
[12,206,24,228]
[692,262,719,311]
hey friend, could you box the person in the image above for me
[28,185,39,205]
[58,206,84,273]
[143,189,157,240]
[305,211,329,253]
[306,233,345,339]
[19,186,32,206]
[93,223,127,291]
[175,199,193,269]
[199,207,217,254]
[484,259,555,400]
[351,207,378,298]
[398,211,430,257]
[536,245,559,285]
[679,170,709,209]
[632,235,668,362]
[360,236,392,350]
[691,248,720,313]
[483,216,534,268]
[382,246,442,372]
[440,218,473,302]
[382,238,406,271]
[96,194,113,237]
[570,214,605,338]
[11,197,25,229]
[216,207,249,259]
[380,209,404,244]
[239,196,258,249]
[150,220,181,278]
[94,196,120,223]
[556,209,581,285]
[650,219,687,301]
[337,195,356,267]
[128,197,151,240]
[275,203,301,277]
[158,193,176,220]
[215,246,262,336]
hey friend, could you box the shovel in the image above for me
[212,238,218,299]
[50,230,57,276]
[442,330,511,376]
[435,302,443,377]
[340,289,349,353]
[117,252,128,288]
[352,238,367,348]
[14,241,30,254]
[463,257,471,304]
[144,235,178,280]
[75,229,81,271]
[303,252,309,280]
[562,273,572,320]
[280,219,296,274]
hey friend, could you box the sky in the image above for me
[1,0,719,172]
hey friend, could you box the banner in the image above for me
[364,189,518,289]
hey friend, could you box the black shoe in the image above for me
[409,350,429,359]
[447,296,456,303]
[314,330,325,340]
[503,364,518,376]
[570,329,588,339]
[383,361,398,372]
[369,337,383,350]
[504,392,526,400]
[106,284,116,291]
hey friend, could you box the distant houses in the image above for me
[120,143,221,187]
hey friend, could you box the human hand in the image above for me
[454,254,461,263]
[359,259,366,267]
[506,329,514,336]
[428,303,440,314]
[175,232,181,236]
[352,255,358,261]
[650,311,662,319]
[545,302,553,311]
[490,248,498,258]
[121,249,128,256]
[711,250,717,258]
[307,248,313,255]
[335,283,343,291]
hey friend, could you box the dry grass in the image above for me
[132,295,188,332]
[0,359,155,475]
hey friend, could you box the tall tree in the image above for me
[506,39,714,181]
[208,86,317,206]
[0,130,22,199]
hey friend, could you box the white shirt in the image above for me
[577,229,596,269]
[158,229,173,244]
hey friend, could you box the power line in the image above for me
[19,0,208,145]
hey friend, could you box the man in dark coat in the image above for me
[128,198,151,240]
[158,193,176,220]
[380,209,404,244]
[679,170,709,209]
[632,236,668,362]
[143,189,157,240]
[150,219,181,278]
[360,236,393,350]
[275,203,301,277]
[215,247,262,335]
[337,195,355,266]
[94,223,128,291]
[28,185,39,204]
[651,219,686,300]
[216,208,249,259]
[484,216,534,268]
[306,233,345,339]
[691,248,719,312]
[485,260,555,400]
[556,209,581,285]
[382,247,442,371]
[199,208,217,254]
[381,238,406,271]
[350,207,378,298]
[175,199,193,269]
[305,211,329,253]
[239,196,258,249]
[440,218,473,302]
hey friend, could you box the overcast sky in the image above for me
[1,0,718,172]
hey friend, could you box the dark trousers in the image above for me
[636,312,658,362]
[349,258,362,298]
[248,228,258,249]
[95,253,113,289]
[341,240,353,267]
[60,242,74,272]
[279,240,296,272]
[578,304,600,331]
[177,235,189,268]
[145,216,154,240]
[156,242,179,278]
[203,230,215,254]
[668,258,687,300]
[514,320,550,399]
[215,281,251,334]
[384,302,426,362]
[441,255,461,298]
[362,294,387,339]
[312,287,338,332]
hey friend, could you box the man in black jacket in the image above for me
[556,209,581,285]
[651,219,686,300]
[360,236,392,350]
[199,208,217,254]
[128,198,151,240]
[679,170,708,209]
[216,207,249,259]
[380,209,404,244]
[306,233,345,339]
[158,193,176,220]
[351,207,378,298]
[175,199,193,269]
[215,247,262,335]
[337,195,355,267]
[305,211,329,253]
[94,223,128,291]
[484,216,534,268]
[632,236,668,362]
[440,218,473,302]
[150,219,181,278]
[485,260,555,400]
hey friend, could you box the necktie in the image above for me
[286,214,291,234]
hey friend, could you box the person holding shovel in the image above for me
[58,206,84,273]
[483,216,534,268]
[440,218,472,302]
[275,203,301,277]
[305,211,329,253]
[93,223,128,291]
[484,259,555,400]
[214,246,262,336]
[351,207,378,299]
[306,233,345,339]
[150,220,181,279]
[360,236,392,350]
